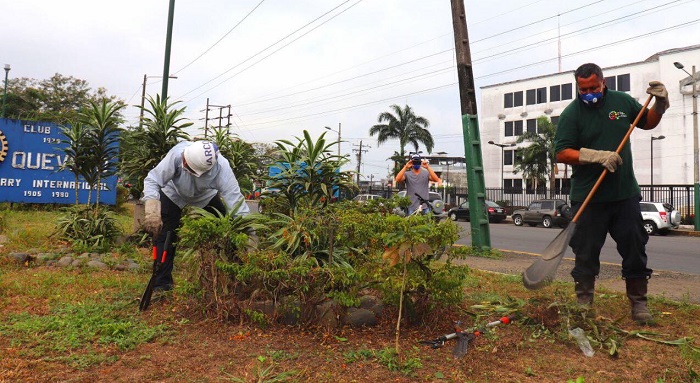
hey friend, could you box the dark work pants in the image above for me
[569,195,652,280]
[153,191,227,290]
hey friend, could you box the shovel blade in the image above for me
[522,222,576,290]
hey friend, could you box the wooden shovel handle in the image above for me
[571,95,653,223]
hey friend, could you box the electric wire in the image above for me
[173,0,267,75]
[184,0,364,104]
[177,0,358,99]
[234,19,698,132]
[471,0,605,43]
[229,0,685,112]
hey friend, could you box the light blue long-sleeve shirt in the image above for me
[142,141,249,215]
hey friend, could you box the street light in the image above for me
[2,64,10,118]
[650,135,665,201]
[324,123,341,157]
[674,61,699,231]
[488,140,516,201]
[139,74,178,129]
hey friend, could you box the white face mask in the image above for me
[182,159,200,177]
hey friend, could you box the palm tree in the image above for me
[59,121,91,205]
[119,95,191,198]
[79,100,124,204]
[369,104,434,168]
[513,116,557,197]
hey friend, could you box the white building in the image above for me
[480,44,700,192]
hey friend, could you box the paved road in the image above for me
[454,221,700,275]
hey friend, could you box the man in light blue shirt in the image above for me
[142,140,249,291]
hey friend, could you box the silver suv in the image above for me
[640,202,681,235]
[512,199,571,228]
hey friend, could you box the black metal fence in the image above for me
[360,184,696,223]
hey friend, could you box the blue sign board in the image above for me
[0,118,118,204]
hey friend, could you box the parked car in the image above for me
[395,190,445,215]
[353,194,382,203]
[512,199,571,228]
[640,201,681,235]
[447,200,507,223]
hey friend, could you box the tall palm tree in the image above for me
[514,116,557,197]
[369,104,434,167]
[59,121,91,205]
[79,100,124,204]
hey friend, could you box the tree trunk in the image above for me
[74,174,80,205]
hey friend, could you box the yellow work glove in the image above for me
[579,148,622,173]
[646,81,669,114]
[143,199,162,236]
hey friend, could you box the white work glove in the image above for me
[646,81,669,114]
[143,199,162,236]
[579,148,623,173]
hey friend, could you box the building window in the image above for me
[514,91,523,107]
[527,118,537,133]
[504,93,513,108]
[550,115,559,126]
[505,121,514,136]
[536,87,547,103]
[504,150,514,165]
[526,89,536,105]
[617,73,630,91]
[550,85,561,102]
[514,120,524,136]
[605,74,631,92]
[562,83,573,99]
[504,178,523,193]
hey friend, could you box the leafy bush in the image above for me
[176,132,467,325]
[53,205,123,252]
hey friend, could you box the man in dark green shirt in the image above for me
[554,63,668,324]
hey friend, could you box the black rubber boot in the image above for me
[626,277,654,324]
[574,277,595,306]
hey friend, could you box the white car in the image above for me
[640,202,681,235]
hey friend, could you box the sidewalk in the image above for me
[500,216,699,237]
[671,225,700,237]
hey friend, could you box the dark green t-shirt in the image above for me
[554,89,647,203]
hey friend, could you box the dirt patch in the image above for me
[1,257,699,383]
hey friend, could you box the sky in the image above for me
[2,0,699,183]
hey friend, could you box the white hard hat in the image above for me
[183,141,219,177]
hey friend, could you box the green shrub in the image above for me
[53,205,123,252]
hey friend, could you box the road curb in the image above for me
[501,217,700,237]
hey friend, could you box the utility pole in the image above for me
[353,141,370,185]
[161,0,176,101]
[201,99,232,137]
[451,0,490,250]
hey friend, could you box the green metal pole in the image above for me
[161,0,175,101]
[462,114,491,249]
[2,65,9,118]
[451,0,490,250]
[692,66,699,231]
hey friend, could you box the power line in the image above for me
[177,0,360,100]
[232,19,698,133]
[473,0,687,64]
[471,0,606,43]
[236,65,453,118]
[173,0,267,75]
[474,19,699,80]
[229,0,685,112]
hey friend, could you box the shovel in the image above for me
[522,95,652,290]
